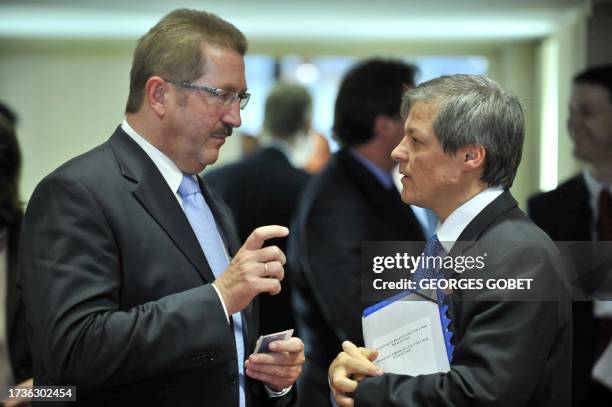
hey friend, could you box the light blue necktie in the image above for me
[413,234,455,361]
[424,209,439,240]
[178,174,246,407]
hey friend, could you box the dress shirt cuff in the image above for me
[211,283,230,323]
[264,384,292,398]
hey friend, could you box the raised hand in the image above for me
[214,225,289,314]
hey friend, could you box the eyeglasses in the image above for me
[164,79,250,110]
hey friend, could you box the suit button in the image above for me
[227,373,238,385]
[207,353,216,363]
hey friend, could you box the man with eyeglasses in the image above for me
[18,9,304,406]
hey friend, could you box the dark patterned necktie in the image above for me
[413,234,455,361]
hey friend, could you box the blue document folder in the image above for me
[362,289,453,375]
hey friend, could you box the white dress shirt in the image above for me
[436,187,505,253]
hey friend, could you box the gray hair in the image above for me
[401,74,524,189]
[264,82,312,140]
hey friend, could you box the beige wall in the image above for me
[494,42,539,210]
[0,18,588,207]
[0,40,134,200]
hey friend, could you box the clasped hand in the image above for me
[329,341,383,407]
[245,338,305,391]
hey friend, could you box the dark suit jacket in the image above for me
[205,146,310,335]
[288,149,424,407]
[18,127,295,406]
[528,174,610,407]
[355,191,572,407]
[4,225,34,384]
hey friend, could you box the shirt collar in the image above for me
[348,148,394,190]
[121,119,184,195]
[437,186,505,253]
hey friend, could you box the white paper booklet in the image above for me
[362,289,451,376]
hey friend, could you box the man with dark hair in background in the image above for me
[205,82,312,335]
[528,64,612,406]
[288,58,428,406]
[18,9,303,406]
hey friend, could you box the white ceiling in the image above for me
[0,0,591,41]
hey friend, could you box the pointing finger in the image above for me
[243,226,289,251]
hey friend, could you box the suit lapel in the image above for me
[109,127,216,283]
[441,191,518,336]
[200,177,258,337]
[448,190,518,257]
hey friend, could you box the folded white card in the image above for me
[253,328,294,353]
[362,290,450,376]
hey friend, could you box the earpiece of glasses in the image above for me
[164,79,250,109]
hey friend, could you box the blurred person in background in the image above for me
[205,82,312,335]
[288,58,431,406]
[239,132,261,157]
[0,103,33,406]
[528,64,612,407]
[301,132,331,174]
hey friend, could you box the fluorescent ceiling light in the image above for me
[0,6,556,40]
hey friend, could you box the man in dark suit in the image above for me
[528,64,612,406]
[205,83,312,336]
[18,9,304,406]
[329,74,572,406]
[289,59,429,406]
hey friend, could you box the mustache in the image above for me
[211,125,232,138]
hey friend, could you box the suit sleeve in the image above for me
[354,243,564,407]
[18,174,235,389]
